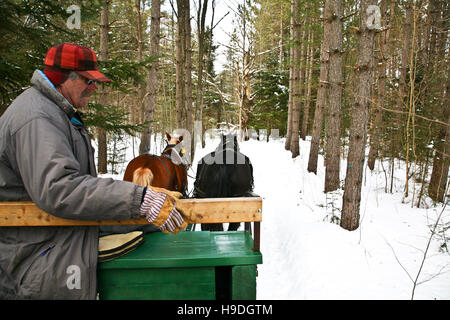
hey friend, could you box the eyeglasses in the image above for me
[86,79,97,86]
[80,75,97,86]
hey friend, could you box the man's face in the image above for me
[58,74,97,109]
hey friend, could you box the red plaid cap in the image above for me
[44,43,111,83]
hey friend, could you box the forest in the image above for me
[0,0,448,233]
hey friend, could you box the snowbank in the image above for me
[98,134,450,300]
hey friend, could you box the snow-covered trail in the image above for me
[99,135,450,300]
[236,138,450,300]
[238,139,379,299]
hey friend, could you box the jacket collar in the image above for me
[31,69,76,120]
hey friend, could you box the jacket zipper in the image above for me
[19,245,55,286]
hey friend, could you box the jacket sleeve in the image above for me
[12,117,143,221]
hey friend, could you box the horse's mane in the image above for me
[215,134,240,153]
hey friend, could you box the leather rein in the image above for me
[159,143,187,195]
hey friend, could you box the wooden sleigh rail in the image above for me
[0,197,263,251]
[0,197,262,227]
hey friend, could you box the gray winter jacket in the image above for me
[0,70,145,299]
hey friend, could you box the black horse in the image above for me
[193,134,255,231]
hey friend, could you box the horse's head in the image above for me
[165,132,183,145]
[163,132,185,158]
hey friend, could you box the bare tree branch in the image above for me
[411,200,448,299]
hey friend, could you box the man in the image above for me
[0,43,190,299]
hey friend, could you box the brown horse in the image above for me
[123,133,188,196]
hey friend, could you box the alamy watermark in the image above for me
[66,5,81,30]
[167,121,280,166]
[66,264,81,290]
[366,5,381,30]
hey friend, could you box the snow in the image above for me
[97,134,450,300]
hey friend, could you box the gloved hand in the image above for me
[140,186,192,234]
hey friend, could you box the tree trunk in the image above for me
[176,0,186,129]
[279,3,284,70]
[429,18,450,203]
[301,29,313,140]
[195,0,208,151]
[136,0,144,107]
[139,0,160,155]
[290,0,302,158]
[169,12,176,131]
[324,0,343,192]
[392,2,412,159]
[184,0,194,157]
[241,51,252,140]
[97,0,109,174]
[404,2,417,199]
[428,109,449,203]
[135,0,146,154]
[285,0,295,151]
[297,24,307,141]
[307,3,330,173]
[368,0,393,171]
[341,0,377,231]
[240,3,253,141]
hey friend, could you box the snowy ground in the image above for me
[98,133,450,300]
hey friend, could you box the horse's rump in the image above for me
[132,167,154,187]
[124,152,187,194]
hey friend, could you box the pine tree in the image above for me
[0,0,99,113]
[324,0,343,192]
[341,0,377,231]
[308,1,330,174]
[97,0,110,174]
[139,0,161,155]
[288,0,302,157]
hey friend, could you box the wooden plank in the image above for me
[0,197,262,227]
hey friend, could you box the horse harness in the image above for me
[158,144,188,195]
[194,148,252,198]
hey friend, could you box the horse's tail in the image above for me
[132,167,154,187]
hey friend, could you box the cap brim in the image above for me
[76,70,111,83]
